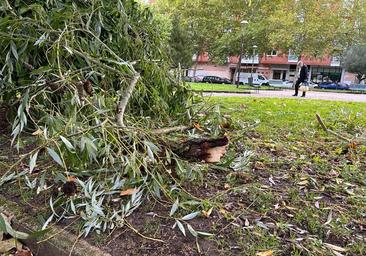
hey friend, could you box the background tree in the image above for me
[342,45,366,83]
[169,15,193,69]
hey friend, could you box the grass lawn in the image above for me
[0,97,365,255]
[189,82,279,92]
[206,97,366,255]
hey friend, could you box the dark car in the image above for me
[318,82,349,90]
[202,76,231,84]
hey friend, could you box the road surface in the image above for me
[204,90,366,103]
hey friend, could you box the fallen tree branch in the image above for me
[151,125,191,135]
[315,113,351,142]
[116,73,140,127]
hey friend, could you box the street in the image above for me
[204,89,366,103]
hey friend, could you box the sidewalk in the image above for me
[204,89,366,103]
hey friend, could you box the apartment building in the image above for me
[188,51,356,84]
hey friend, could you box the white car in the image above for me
[238,73,269,86]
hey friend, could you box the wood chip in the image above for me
[0,238,22,253]
[256,250,273,256]
[120,188,138,196]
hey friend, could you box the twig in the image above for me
[125,220,165,243]
[151,125,191,135]
[69,233,80,256]
[116,73,140,127]
[315,113,350,142]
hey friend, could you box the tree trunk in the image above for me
[116,73,140,127]
[192,51,200,78]
[233,56,241,86]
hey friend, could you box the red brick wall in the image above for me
[188,64,231,79]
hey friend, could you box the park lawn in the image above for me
[203,97,366,255]
[189,82,278,92]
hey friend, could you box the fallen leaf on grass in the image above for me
[323,210,333,225]
[194,122,204,131]
[256,250,273,256]
[120,188,138,196]
[202,208,213,218]
[297,180,309,186]
[31,129,43,136]
[219,208,228,215]
[244,218,250,227]
[324,243,347,252]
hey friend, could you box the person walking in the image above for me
[293,61,308,97]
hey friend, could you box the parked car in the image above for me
[193,75,204,82]
[318,82,349,90]
[202,76,231,84]
[269,79,291,88]
[238,73,269,86]
[182,76,193,82]
[349,84,366,91]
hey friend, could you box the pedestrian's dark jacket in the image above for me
[298,65,308,82]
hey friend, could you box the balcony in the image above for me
[241,55,259,64]
[330,57,341,67]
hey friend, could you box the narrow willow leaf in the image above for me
[170,198,179,216]
[10,41,18,60]
[181,211,200,221]
[29,151,39,173]
[47,147,64,167]
[176,220,186,236]
[1,213,29,240]
[42,214,54,230]
[187,223,197,237]
[60,135,74,151]
[197,231,214,237]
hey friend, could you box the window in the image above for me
[267,50,277,56]
[273,70,282,80]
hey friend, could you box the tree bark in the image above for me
[151,125,191,135]
[116,73,140,127]
[192,51,200,78]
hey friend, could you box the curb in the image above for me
[0,195,110,256]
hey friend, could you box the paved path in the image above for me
[204,89,366,103]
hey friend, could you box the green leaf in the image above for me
[29,151,39,173]
[42,214,54,230]
[187,223,197,237]
[170,198,179,216]
[60,136,74,151]
[0,213,29,240]
[197,231,214,237]
[10,41,18,60]
[176,220,185,236]
[0,214,6,232]
[29,228,51,238]
[181,211,200,221]
[47,147,64,167]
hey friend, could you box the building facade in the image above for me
[188,51,356,84]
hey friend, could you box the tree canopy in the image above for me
[155,0,366,62]
[343,45,366,82]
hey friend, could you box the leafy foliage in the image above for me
[342,45,366,82]
[169,15,193,68]
[0,0,211,236]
